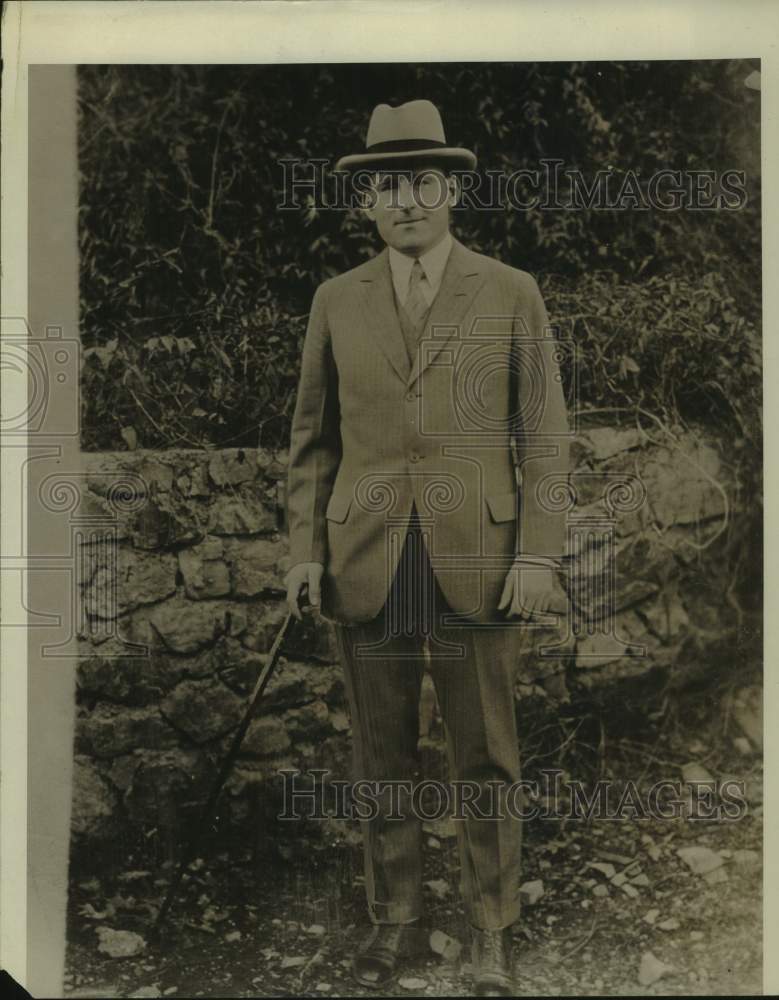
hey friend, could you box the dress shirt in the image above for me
[389,231,453,307]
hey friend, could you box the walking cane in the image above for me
[150,596,307,939]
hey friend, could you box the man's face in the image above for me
[362,164,456,257]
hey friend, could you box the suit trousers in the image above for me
[332,503,528,930]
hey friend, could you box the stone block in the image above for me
[129,496,206,550]
[220,653,303,703]
[71,756,119,839]
[75,491,133,540]
[85,456,148,500]
[207,491,277,535]
[121,549,179,610]
[76,704,179,758]
[77,651,190,705]
[224,537,286,596]
[116,611,168,651]
[208,450,257,487]
[136,457,175,493]
[242,716,292,757]
[223,655,343,718]
[565,564,659,625]
[640,587,690,641]
[256,448,289,481]
[308,664,345,704]
[106,753,143,792]
[201,635,265,685]
[574,609,658,670]
[176,462,211,498]
[160,678,244,743]
[225,603,249,637]
[638,442,726,528]
[282,700,332,741]
[148,596,230,653]
[82,565,120,622]
[178,537,231,599]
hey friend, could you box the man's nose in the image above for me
[396,176,417,210]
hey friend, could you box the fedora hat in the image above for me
[335,99,477,173]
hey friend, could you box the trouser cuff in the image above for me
[467,898,521,931]
[369,900,423,925]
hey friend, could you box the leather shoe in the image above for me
[352,921,423,989]
[471,925,515,997]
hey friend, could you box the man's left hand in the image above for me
[497,562,563,623]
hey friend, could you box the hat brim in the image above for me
[334,146,477,173]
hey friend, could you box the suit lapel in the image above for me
[357,248,411,383]
[355,237,486,388]
[407,237,485,388]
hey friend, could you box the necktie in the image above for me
[402,259,429,334]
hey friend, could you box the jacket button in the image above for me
[409,452,420,463]
[406,391,415,402]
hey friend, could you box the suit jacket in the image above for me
[286,236,570,625]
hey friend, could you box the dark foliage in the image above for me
[78,61,761,475]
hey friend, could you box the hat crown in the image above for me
[366,100,446,150]
[334,98,476,173]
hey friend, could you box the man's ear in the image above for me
[361,193,377,221]
[357,175,378,220]
[447,174,460,208]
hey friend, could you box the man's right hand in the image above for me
[284,562,324,621]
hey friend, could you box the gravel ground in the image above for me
[64,700,763,998]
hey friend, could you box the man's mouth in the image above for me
[397,217,425,226]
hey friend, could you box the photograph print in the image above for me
[59,59,763,997]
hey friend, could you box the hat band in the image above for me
[365,138,447,154]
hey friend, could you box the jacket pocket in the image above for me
[325,491,353,523]
[485,491,518,523]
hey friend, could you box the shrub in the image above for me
[77,61,760,453]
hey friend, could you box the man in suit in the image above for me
[285,100,570,995]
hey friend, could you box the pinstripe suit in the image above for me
[286,235,569,929]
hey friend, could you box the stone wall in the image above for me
[72,428,737,849]
[73,448,349,850]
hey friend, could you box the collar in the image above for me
[388,231,453,303]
